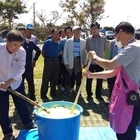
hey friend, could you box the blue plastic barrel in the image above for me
[34,101,83,140]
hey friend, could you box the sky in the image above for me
[16,0,140,29]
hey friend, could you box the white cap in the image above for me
[72,26,81,31]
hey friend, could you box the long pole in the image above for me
[33,2,36,34]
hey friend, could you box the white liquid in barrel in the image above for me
[38,106,79,118]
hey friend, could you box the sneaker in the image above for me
[23,122,37,129]
[61,87,65,91]
[2,134,16,140]
[63,92,71,97]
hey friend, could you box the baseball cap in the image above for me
[72,26,81,31]
[18,26,26,30]
[26,24,34,29]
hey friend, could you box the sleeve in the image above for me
[108,42,113,60]
[63,40,68,65]
[86,38,89,52]
[114,45,138,67]
[31,42,41,61]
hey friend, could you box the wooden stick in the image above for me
[71,59,92,114]
[7,88,50,114]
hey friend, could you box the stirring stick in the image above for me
[7,87,50,114]
[71,59,92,114]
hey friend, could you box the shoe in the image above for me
[96,96,104,101]
[63,92,71,97]
[23,122,37,129]
[86,96,93,101]
[61,87,65,91]
[2,134,16,140]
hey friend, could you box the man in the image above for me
[40,29,61,98]
[60,26,74,91]
[18,26,41,102]
[86,22,106,101]
[83,22,140,140]
[63,25,87,96]
[0,30,37,140]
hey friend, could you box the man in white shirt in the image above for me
[0,30,36,140]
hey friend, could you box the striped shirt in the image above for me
[73,38,80,57]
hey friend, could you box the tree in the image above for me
[59,0,105,28]
[0,0,27,29]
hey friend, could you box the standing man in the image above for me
[63,26,87,96]
[18,26,41,102]
[86,22,106,101]
[0,30,37,140]
[60,26,73,91]
[40,29,61,98]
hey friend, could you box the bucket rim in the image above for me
[34,101,83,120]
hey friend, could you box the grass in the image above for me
[34,55,44,79]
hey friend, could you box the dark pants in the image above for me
[116,104,140,140]
[61,63,66,88]
[40,57,60,96]
[107,76,116,99]
[22,68,35,99]
[57,55,62,86]
[0,83,32,135]
[86,65,103,97]
[65,69,81,93]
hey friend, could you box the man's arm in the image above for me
[88,51,121,70]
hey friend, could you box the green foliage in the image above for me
[0,0,27,29]
[59,0,105,28]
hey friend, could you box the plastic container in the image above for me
[34,101,83,140]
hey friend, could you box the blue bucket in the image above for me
[34,101,83,140]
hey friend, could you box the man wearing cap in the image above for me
[18,26,41,102]
[86,22,107,101]
[63,25,87,96]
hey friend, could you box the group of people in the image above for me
[0,21,140,140]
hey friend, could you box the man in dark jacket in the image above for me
[18,26,41,102]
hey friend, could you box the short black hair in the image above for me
[115,22,135,35]
[6,30,24,42]
[51,28,58,34]
[90,22,100,29]
[64,26,72,33]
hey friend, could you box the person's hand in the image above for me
[83,70,92,78]
[32,60,36,68]
[65,64,69,69]
[0,81,10,91]
[88,51,96,59]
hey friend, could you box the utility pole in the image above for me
[33,2,36,34]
